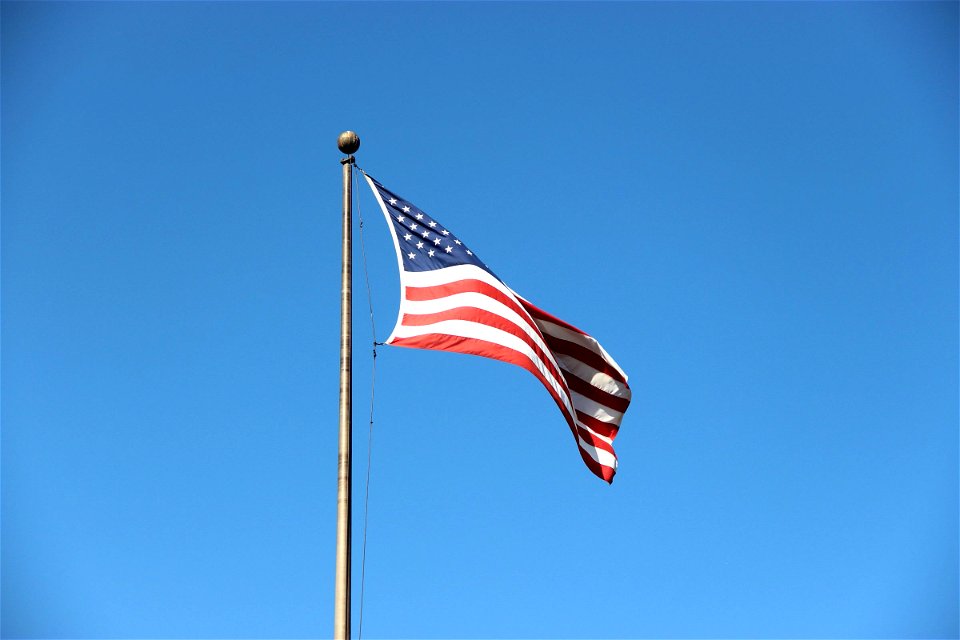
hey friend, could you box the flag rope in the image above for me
[354,165,378,640]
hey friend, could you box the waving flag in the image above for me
[364,173,631,482]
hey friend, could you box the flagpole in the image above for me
[335,130,359,640]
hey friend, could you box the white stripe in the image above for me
[576,420,615,445]
[555,355,632,400]
[570,390,625,424]
[533,317,629,383]
[399,262,509,290]
[391,319,579,422]
[576,434,618,468]
[401,291,557,370]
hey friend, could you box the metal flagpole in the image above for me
[335,130,360,640]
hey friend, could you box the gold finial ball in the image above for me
[337,131,360,155]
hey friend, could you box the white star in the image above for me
[410,223,417,230]
[466,250,473,256]
[445,246,453,253]
[429,221,437,228]
[402,206,410,213]
[407,252,415,259]
[404,233,412,241]
[396,216,405,224]
[428,249,435,257]
[415,213,424,220]
[441,230,450,236]
[422,230,430,238]
[454,239,461,245]
[416,241,424,249]
[433,237,441,245]
[389,198,397,205]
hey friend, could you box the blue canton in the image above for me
[369,177,493,275]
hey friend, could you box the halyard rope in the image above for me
[354,165,378,640]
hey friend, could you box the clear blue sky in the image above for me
[2,2,957,638]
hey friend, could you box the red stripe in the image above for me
[543,335,628,385]
[517,299,628,386]
[576,445,616,484]
[576,425,616,457]
[404,279,539,336]
[399,306,568,396]
[576,411,620,440]
[389,333,616,483]
[518,298,588,336]
[564,370,631,414]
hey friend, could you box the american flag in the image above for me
[363,173,631,482]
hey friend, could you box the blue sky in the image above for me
[2,2,957,638]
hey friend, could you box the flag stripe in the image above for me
[519,298,591,335]
[576,424,617,455]
[536,334,628,387]
[555,355,631,400]
[576,411,620,439]
[525,309,630,383]
[570,390,624,423]
[564,372,631,413]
